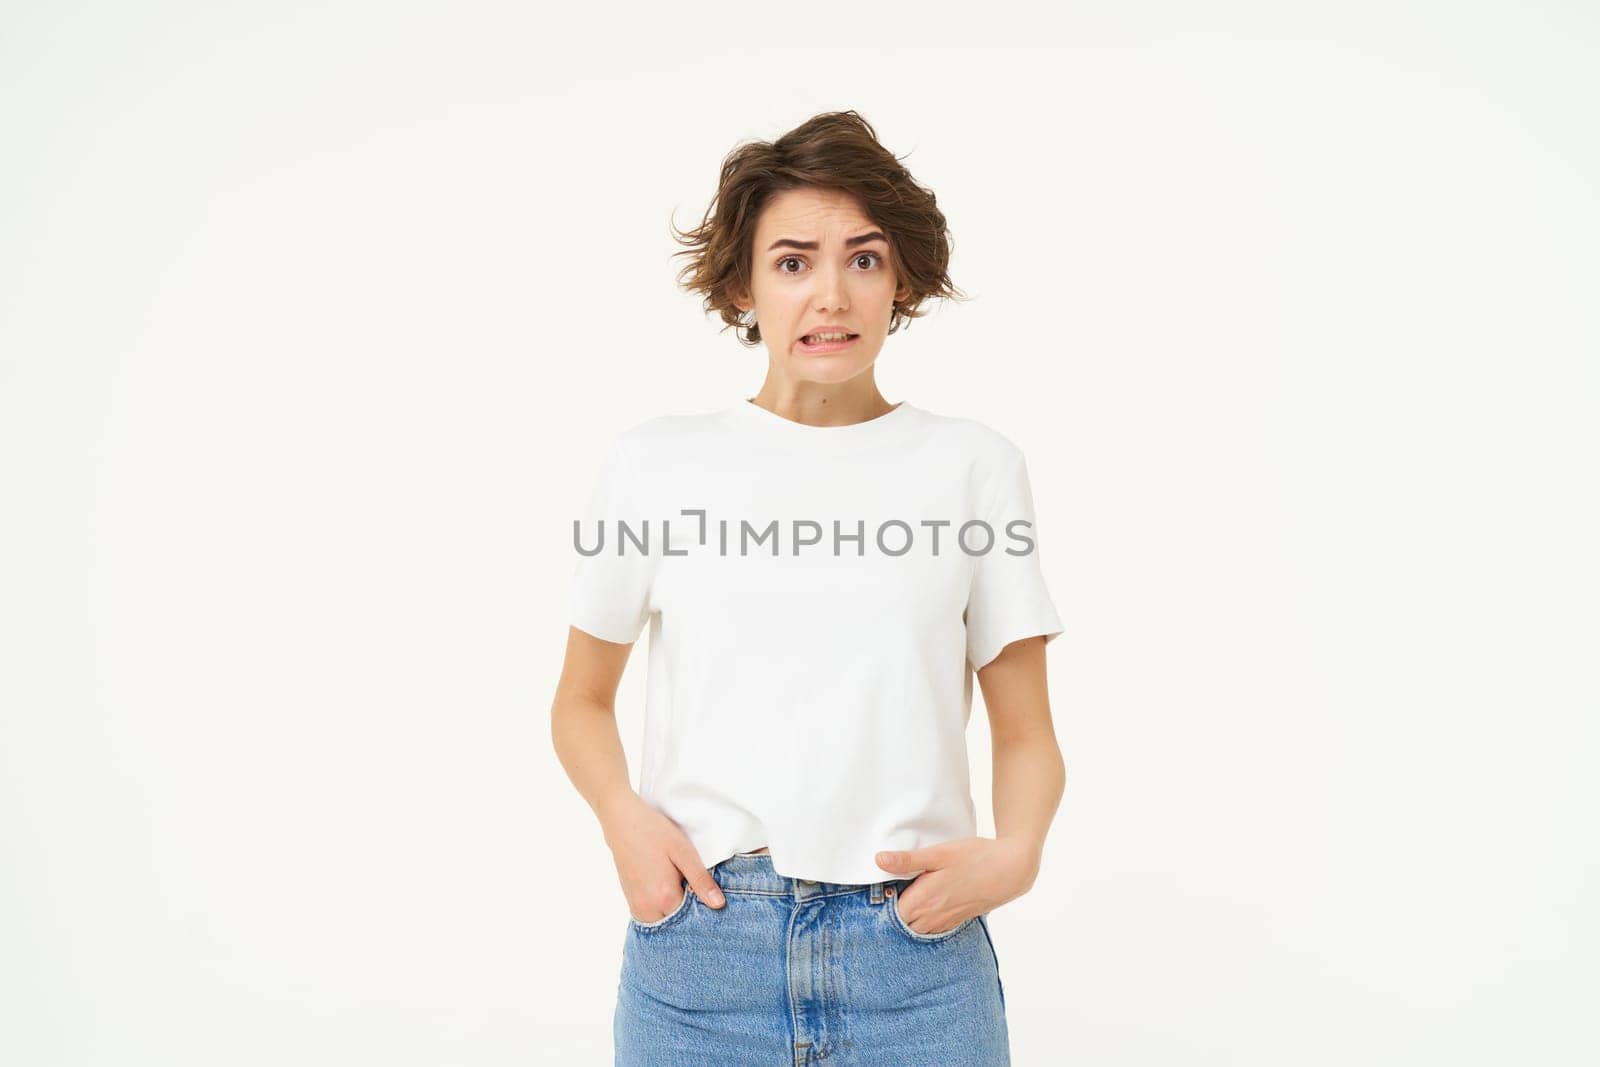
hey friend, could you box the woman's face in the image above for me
[737,186,911,386]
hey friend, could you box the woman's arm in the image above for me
[979,634,1066,890]
[550,626,727,920]
[873,634,1064,934]
[550,626,638,828]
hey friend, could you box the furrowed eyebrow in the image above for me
[765,231,888,252]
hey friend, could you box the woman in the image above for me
[551,111,1066,1066]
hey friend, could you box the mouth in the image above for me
[797,331,860,353]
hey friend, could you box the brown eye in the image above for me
[777,256,803,273]
[855,252,883,270]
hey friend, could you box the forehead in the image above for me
[754,187,875,241]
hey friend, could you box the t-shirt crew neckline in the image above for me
[728,397,920,454]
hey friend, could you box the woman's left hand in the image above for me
[874,835,1042,936]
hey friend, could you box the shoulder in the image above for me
[910,404,1030,469]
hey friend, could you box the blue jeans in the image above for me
[614,851,1010,1065]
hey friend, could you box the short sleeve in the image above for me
[964,448,1064,670]
[569,438,655,644]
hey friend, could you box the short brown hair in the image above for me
[670,111,967,347]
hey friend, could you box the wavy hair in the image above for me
[670,111,968,347]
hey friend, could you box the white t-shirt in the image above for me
[568,399,1063,885]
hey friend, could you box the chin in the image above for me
[781,343,881,380]
[788,359,876,385]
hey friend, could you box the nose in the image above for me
[813,264,849,313]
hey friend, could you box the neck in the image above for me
[747,381,894,429]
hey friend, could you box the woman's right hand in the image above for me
[602,792,727,922]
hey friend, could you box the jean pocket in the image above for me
[887,885,976,943]
[629,884,694,933]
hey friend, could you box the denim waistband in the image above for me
[710,851,908,900]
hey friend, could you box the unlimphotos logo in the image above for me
[575,510,1036,558]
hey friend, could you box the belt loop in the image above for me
[870,881,884,904]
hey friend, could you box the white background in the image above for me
[3,3,1596,1064]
